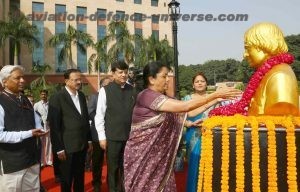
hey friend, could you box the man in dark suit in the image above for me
[88,77,111,192]
[95,61,136,192]
[48,69,92,192]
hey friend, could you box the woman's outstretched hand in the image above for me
[214,87,242,100]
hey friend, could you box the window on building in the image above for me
[115,11,126,60]
[97,9,107,72]
[134,13,142,22]
[97,8,107,22]
[116,0,124,2]
[97,25,106,41]
[96,25,107,72]
[32,2,43,12]
[151,0,158,7]
[76,7,87,73]
[32,2,44,66]
[134,28,143,55]
[55,4,66,73]
[134,0,142,4]
[97,9,107,41]
[152,15,159,40]
[115,10,126,22]
[152,15,159,24]
[152,30,159,40]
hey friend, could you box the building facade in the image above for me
[0,0,10,68]
[0,0,173,74]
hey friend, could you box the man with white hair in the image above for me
[0,65,48,192]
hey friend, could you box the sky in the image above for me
[177,0,300,65]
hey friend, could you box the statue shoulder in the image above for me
[266,63,297,85]
[263,63,299,115]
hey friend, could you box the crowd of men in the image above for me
[0,62,138,192]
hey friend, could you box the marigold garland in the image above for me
[221,121,230,191]
[197,133,205,192]
[265,119,278,192]
[197,115,299,192]
[248,116,261,192]
[203,127,213,192]
[235,119,245,192]
[283,116,298,192]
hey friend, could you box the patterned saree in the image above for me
[124,89,186,192]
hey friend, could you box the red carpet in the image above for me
[41,164,187,192]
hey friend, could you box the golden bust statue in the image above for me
[244,23,299,115]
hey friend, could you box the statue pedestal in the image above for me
[211,127,300,192]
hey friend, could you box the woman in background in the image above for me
[183,72,221,192]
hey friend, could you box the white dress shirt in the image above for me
[65,86,81,114]
[94,87,107,140]
[0,105,42,143]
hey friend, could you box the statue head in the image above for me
[243,22,288,68]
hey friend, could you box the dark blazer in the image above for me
[87,93,99,142]
[48,87,91,154]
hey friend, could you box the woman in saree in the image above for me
[183,72,220,192]
[123,61,241,192]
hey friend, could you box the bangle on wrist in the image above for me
[185,120,191,127]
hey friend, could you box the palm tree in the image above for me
[134,36,148,68]
[29,63,56,101]
[156,39,174,66]
[47,24,93,69]
[87,38,108,73]
[0,12,40,65]
[106,21,140,65]
[135,35,173,67]
[31,63,52,90]
[145,35,161,61]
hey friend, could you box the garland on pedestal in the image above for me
[197,115,299,192]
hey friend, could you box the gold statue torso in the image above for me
[248,64,299,115]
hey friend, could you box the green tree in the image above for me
[0,12,40,65]
[88,38,108,73]
[28,64,56,101]
[286,34,300,80]
[235,59,254,83]
[135,35,174,68]
[106,21,137,65]
[47,24,93,69]
[134,35,148,68]
[155,39,174,66]
[145,35,160,61]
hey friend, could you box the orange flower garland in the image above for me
[248,116,261,192]
[197,134,205,192]
[197,115,299,192]
[235,118,245,192]
[221,121,230,191]
[283,117,298,192]
[265,119,278,191]
[202,121,214,192]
